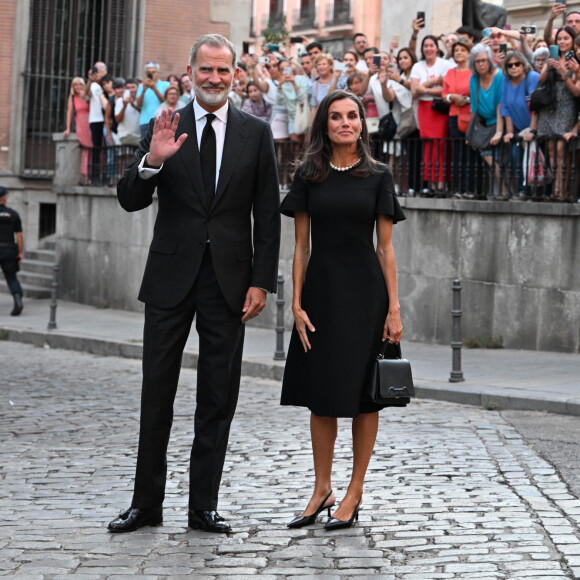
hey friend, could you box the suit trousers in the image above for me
[131,246,245,511]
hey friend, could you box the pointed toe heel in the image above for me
[287,490,335,528]
[324,499,362,531]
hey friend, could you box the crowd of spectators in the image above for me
[62,5,580,200]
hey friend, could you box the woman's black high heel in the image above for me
[287,490,335,528]
[324,498,362,531]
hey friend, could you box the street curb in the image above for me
[2,326,578,417]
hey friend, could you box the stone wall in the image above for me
[54,140,580,353]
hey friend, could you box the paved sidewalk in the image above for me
[0,294,578,415]
[1,341,580,578]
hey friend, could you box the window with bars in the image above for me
[22,0,140,177]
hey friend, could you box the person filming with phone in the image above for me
[276,59,310,141]
[136,62,170,138]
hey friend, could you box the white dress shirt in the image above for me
[138,98,229,191]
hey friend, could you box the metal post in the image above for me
[449,279,464,383]
[47,264,59,330]
[274,273,286,360]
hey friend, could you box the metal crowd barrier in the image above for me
[81,137,579,203]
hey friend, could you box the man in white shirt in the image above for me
[115,78,141,146]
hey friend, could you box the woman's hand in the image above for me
[412,17,423,34]
[567,58,580,75]
[503,132,514,143]
[490,131,503,146]
[563,130,578,142]
[453,95,468,107]
[388,68,401,83]
[383,309,402,343]
[63,129,70,138]
[522,129,535,142]
[292,306,315,352]
[547,57,558,70]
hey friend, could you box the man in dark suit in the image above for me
[108,34,280,534]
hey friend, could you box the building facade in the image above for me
[0,0,242,250]
[249,0,382,58]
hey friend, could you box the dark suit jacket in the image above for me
[117,103,281,312]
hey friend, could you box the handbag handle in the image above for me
[377,341,402,360]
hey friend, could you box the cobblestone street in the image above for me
[1,341,580,578]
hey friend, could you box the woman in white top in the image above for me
[410,35,454,192]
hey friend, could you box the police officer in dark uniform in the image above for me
[0,187,24,316]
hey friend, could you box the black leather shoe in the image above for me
[107,506,163,533]
[188,509,231,533]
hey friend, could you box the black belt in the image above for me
[0,243,16,248]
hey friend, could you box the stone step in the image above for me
[20,258,56,275]
[18,271,53,289]
[25,249,56,263]
[0,283,51,299]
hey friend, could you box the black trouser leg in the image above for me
[0,248,22,296]
[90,122,104,183]
[131,293,196,509]
[188,252,245,511]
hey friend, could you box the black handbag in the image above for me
[378,111,397,141]
[364,342,415,404]
[529,70,556,112]
[466,115,496,150]
[465,80,496,150]
[431,98,451,115]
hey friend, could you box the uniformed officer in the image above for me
[0,187,24,316]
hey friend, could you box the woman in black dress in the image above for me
[280,90,406,530]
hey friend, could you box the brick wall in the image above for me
[142,2,231,79]
[0,0,16,172]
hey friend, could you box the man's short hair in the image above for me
[0,186,7,198]
[567,10,580,18]
[125,78,138,86]
[353,32,367,42]
[306,41,323,52]
[363,46,379,55]
[144,62,160,71]
[112,77,125,89]
[190,34,236,67]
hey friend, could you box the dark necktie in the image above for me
[200,113,217,207]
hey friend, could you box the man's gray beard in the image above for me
[194,84,231,106]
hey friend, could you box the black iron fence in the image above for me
[80,136,580,203]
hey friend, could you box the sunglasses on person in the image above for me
[506,61,523,68]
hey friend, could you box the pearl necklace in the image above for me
[329,158,361,172]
